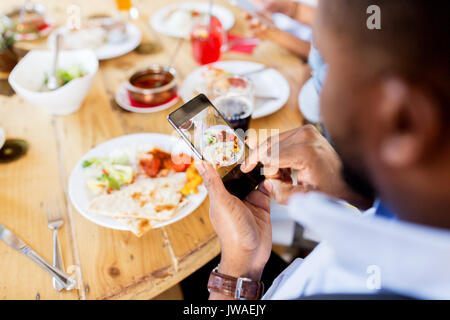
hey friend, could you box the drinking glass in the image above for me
[190,15,224,65]
[115,0,138,20]
[212,75,254,132]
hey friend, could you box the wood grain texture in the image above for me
[0,0,306,299]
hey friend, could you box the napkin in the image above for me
[226,34,259,54]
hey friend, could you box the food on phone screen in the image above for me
[202,126,243,168]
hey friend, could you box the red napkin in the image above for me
[38,22,51,31]
[226,34,259,54]
[127,92,178,108]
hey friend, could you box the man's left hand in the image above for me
[196,161,272,282]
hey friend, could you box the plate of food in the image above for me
[47,18,141,60]
[179,60,290,119]
[150,2,235,39]
[3,3,54,41]
[68,134,206,236]
[202,125,244,168]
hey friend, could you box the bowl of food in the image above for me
[125,65,178,106]
[5,3,52,40]
[8,49,98,115]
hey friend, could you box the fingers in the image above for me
[245,131,258,150]
[264,168,293,183]
[264,179,307,205]
[245,187,270,212]
[241,125,324,174]
[250,18,267,30]
[242,12,269,38]
[241,128,298,173]
[195,161,228,201]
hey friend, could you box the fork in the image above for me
[46,200,65,291]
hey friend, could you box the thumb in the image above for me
[264,179,307,205]
[195,161,228,201]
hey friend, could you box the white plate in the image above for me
[298,78,321,123]
[115,82,179,113]
[48,23,141,60]
[179,60,290,119]
[150,2,235,39]
[68,133,207,231]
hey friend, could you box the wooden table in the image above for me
[0,0,307,300]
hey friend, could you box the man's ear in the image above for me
[376,77,441,168]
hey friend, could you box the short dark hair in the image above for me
[323,0,449,118]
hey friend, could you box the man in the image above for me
[197,0,450,299]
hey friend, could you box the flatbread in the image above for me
[114,217,153,237]
[88,173,189,232]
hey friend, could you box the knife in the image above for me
[0,224,76,290]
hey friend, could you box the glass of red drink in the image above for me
[190,15,224,65]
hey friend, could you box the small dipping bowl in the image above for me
[125,65,178,106]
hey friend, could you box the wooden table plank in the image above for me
[0,94,79,300]
[52,73,178,300]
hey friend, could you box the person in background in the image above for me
[198,0,450,299]
[243,0,326,128]
[242,0,316,59]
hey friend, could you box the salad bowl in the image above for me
[8,49,98,115]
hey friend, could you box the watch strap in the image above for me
[207,268,264,300]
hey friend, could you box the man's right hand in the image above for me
[241,125,372,208]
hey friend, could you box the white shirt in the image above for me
[263,193,450,300]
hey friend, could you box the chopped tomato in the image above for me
[139,158,161,177]
[172,154,193,172]
[162,158,173,170]
[149,148,171,160]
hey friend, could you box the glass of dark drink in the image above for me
[212,75,254,132]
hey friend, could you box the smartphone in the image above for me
[168,94,265,200]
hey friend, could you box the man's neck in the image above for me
[380,183,450,230]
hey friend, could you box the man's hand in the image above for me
[196,161,272,284]
[241,7,310,58]
[241,125,372,208]
[243,11,272,40]
[249,0,295,15]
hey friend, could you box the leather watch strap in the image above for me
[207,268,264,300]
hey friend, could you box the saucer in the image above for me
[115,82,179,113]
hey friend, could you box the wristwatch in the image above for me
[207,267,264,300]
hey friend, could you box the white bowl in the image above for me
[8,49,98,115]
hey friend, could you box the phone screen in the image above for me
[168,94,264,199]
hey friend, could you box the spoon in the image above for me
[207,0,214,29]
[46,33,62,91]
[152,38,183,88]
[19,0,30,22]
